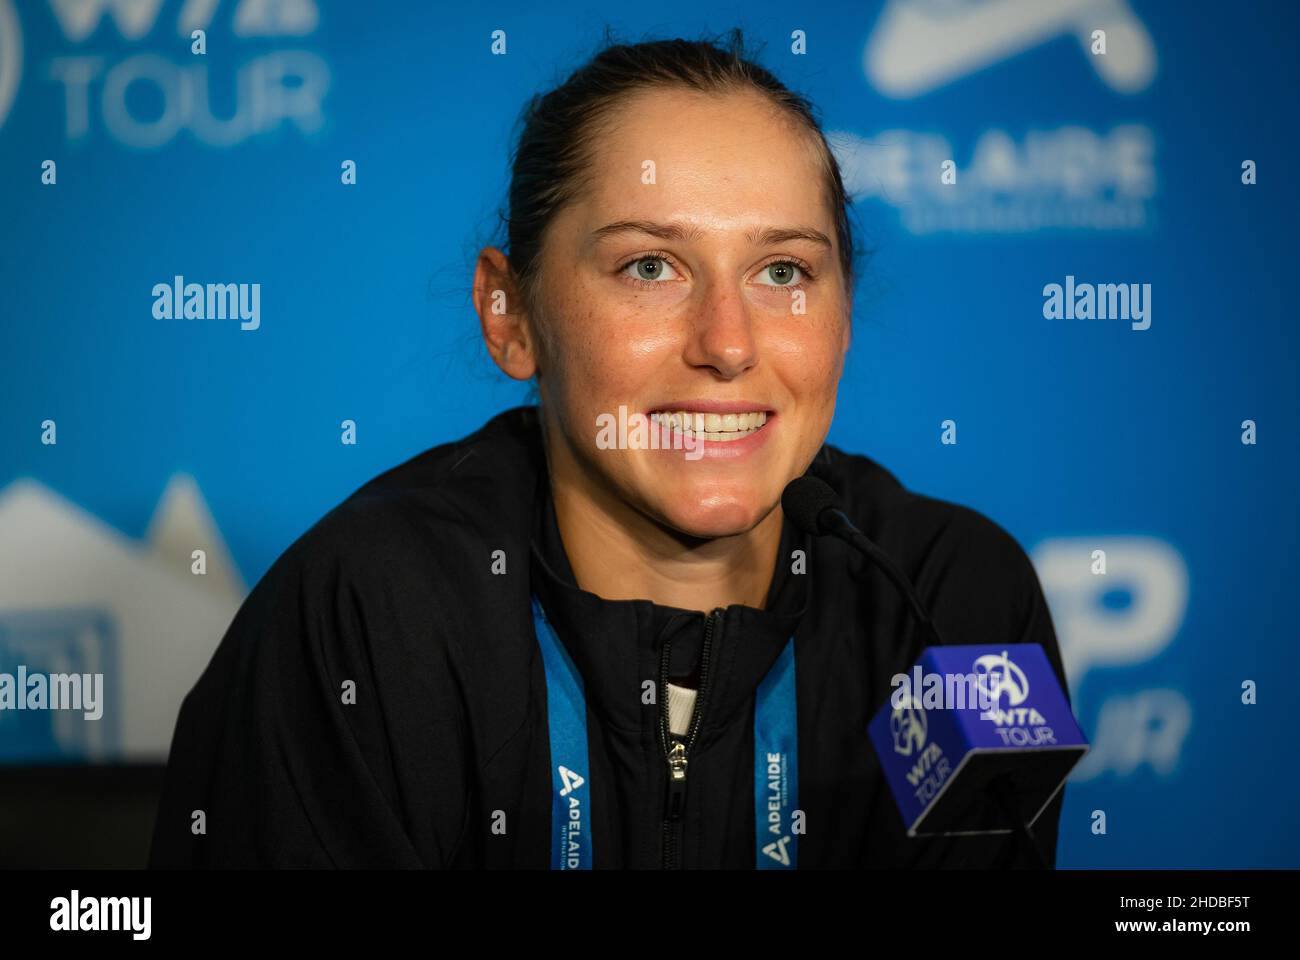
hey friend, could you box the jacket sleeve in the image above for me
[148,505,472,869]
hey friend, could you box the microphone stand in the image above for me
[821,505,1051,870]
[989,774,1049,870]
[822,508,945,648]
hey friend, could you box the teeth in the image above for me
[649,409,769,441]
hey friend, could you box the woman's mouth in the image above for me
[648,409,769,442]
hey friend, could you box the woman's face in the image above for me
[530,86,851,540]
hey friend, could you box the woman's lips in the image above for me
[645,409,777,461]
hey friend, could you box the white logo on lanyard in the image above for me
[763,836,792,866]
[558,765,585,797]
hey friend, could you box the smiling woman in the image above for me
[148,30,1071,871]
[475,40,854,604]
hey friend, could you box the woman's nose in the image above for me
[681,276,759,378]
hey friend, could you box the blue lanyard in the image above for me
[531,595,799,870]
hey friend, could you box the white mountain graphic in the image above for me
[0,475,244,759]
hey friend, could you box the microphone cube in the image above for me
[867,643,1089,837]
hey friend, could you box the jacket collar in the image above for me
[527,444,812,749]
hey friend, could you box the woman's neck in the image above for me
[548,463,784,615]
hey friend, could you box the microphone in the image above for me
[781,475,1089,868]
[782,475,940,645]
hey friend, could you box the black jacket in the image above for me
[148,405,1070,869]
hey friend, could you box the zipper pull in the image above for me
[664,739,689,820]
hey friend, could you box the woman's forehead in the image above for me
[577,87,831,226]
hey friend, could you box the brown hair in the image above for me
[501,29,859,310]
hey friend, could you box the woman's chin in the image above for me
[653,499,772,542]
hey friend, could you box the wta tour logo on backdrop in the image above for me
[3,0,327,148]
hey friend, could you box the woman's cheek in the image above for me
[769,326,842,391]
[578,308,678,387]
[549,325,650,430]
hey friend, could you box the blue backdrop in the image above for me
[1,0,1296,868]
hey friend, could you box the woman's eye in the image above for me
[623,257,680,283]
[756,261,804,286]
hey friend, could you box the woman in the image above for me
[149,34,1069,869]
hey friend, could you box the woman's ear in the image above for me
[474,246,539,380]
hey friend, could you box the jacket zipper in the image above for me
[659,607,722,869]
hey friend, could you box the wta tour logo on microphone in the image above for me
[888,694,951,814]
[973,650,1055,745]
[871,644,1088,836]
[890,695,928,757]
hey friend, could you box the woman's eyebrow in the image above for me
[748,226,833,249]
[589,219,704,243]
[589,219,832,249]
